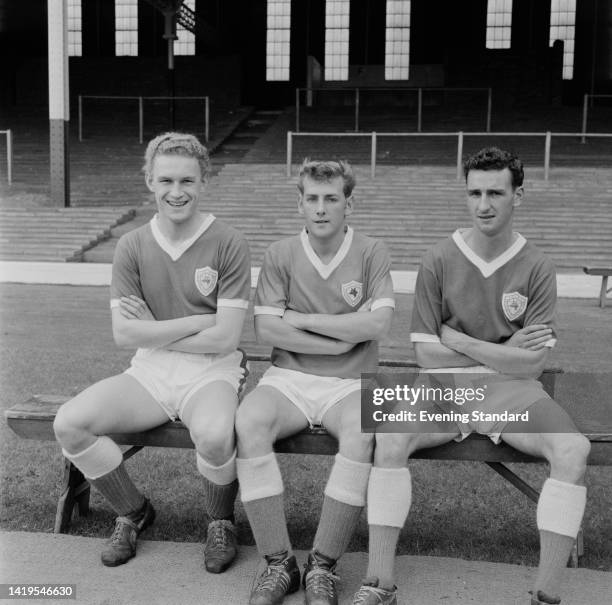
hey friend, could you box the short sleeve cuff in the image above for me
[217,298,249,310]
[410,332,441,343]
[371,298,395,311]
[254,305,284,317]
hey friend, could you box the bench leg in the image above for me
[485,461,539,502]
[599,276,609,308]
[54,458,90,533]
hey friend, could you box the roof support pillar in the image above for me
[48,0,71,207]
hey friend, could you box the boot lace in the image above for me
[109,517,136,545]
[352,584,388,605]
[254,565,292,594]
[305,567,339,598]
[207,521,233,550]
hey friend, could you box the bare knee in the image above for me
[190,418,235,465]
[235,398,276,454]
[548,434,591,482]
[53,402,94,453]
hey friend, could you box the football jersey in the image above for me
[410,229,557,347]
[254,227,395,378]
[110,214,250,318]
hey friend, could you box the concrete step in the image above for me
[0,208,137,262]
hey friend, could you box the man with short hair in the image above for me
[356,147,590,605]
[236,160,395,605]
[54,132,251,572]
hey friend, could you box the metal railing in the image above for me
[286,130,612,181]
[581,94,612,143]
[78,95,210,144]
[0,129,12,185]
[295,87,492,133]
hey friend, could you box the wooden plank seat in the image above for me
[6,360,611,567]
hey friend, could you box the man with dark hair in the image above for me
[357,147,590,605]
[236,159,395,605]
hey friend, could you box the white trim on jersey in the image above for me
[410,332,441,343]
[254,305,285,316]
[217,298,249,309]
[150,214,216,262]
[452,229,527,279]
[371,297,396,311]
[300,226,354,280]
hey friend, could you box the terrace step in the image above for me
[0,208,136,262]
[72,164,612,271]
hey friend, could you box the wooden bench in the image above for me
[5,359,611,567]
[583,266,612,308]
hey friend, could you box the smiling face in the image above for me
[146,154,205,230]
[298,175,353,246]
[466,168,523,239]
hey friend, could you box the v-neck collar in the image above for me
[150,213,216,261]
[300,226,354,280]
[452,229,526,278]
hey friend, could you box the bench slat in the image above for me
[582,267,612,277]
[6,393,611,465]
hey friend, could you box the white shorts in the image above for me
[419,370,550,444]
[258,366,361,427]
[125,348,248,421]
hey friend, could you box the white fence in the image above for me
[286,130,612,181]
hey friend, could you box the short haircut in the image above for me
[297,159,356,197]
[143,132,210,179]
[463,147,524,189]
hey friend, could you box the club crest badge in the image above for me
[342,280,363,307]
[502,291,528,321]
[194,266,218,296]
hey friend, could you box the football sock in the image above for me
[366,524,401,591]
[313,454,371,560]
[89,462,145,516]
[197,451,238,521]
[62,435,123,479]
[202,479,238,521]
[534,531,574,601]
[366,467,412,590]
[237,453,291,557]
[63,437,144,516]
[535,478,587,598]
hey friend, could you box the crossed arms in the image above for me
[112,295,244,355]
[414,323,553,379]
[113,292,547,372]
[255,301,394,355]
